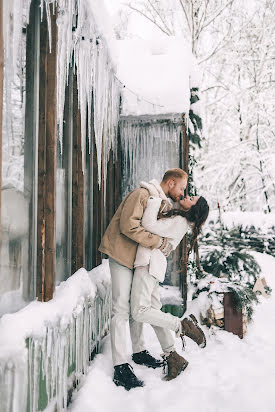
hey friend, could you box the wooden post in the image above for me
[0,0,3,237]
[180,114,189,306]
[224,292,243,339]
[71,73,84,274]
[44,4,57,300]
[37,4,57,301]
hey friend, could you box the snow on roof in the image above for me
[86,0,118,67]
[116,37,198,116]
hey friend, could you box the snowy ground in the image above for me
[69,253,275,412]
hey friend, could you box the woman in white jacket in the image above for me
[131,194,209,381]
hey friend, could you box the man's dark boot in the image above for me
[113,363,144,390]
[181,314,206,348]
[132,350,163,369]
[162,350,189,381]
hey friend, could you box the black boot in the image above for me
[113,363,144,390]
[132,350,164,369]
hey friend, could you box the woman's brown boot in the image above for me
[162,350,189,381]
[180,314,206,348]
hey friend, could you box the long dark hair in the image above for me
[161,196,209,254]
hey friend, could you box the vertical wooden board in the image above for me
[36,14,48,301]
[99,147,104,266]
[71,74,78,273]
[224,292,243,339]
[0,0,3,236]
[76,108,84,270]
[44,4,57,301]
[92,138,99,268]
[71,72,84,274]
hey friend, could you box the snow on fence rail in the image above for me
[0,260,111,412]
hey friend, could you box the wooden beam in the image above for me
[119,113,184,123]
[44,4,57,301]
[71,72,84,274]
[0,0,3,237]
[37,3,57,301]
[224,292,243,339]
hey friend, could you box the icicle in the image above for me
[120,117,182,197]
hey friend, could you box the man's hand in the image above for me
[158,237,173,257]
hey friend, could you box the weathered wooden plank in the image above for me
[44,4,57,301]
[71,72,84,274]
[36,12,48,301]
[224,292,243,339]
[92,138,99,268]
[0,0,3,239]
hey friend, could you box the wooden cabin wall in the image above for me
[0,0,121,312]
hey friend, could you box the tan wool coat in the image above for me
[99,188,162,269]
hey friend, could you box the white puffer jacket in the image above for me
[134,182,189,282]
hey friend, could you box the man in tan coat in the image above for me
[99,168,188,390]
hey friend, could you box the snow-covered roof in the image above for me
[116,37,198,116]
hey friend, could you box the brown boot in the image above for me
[161,351,189,381]
[181,314,206,348]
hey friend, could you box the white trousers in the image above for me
[109,258,176,366]
[109,257,146,366]
[131,266,181,342]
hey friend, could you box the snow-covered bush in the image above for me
[187,212,274,323]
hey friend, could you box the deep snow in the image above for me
[68,252,275,412]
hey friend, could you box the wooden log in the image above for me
[36,4,58,301]
[44,4,57,301]
[224,292,243,339]
[0,0,3,240]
